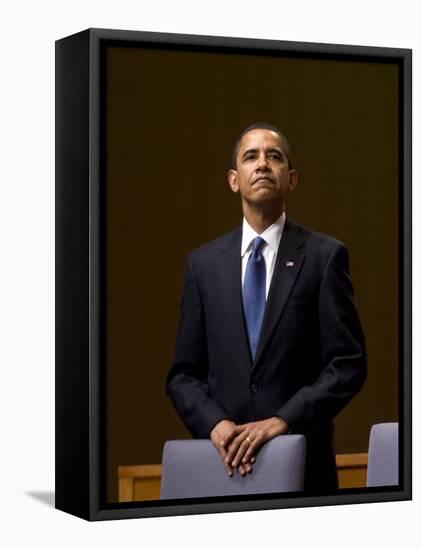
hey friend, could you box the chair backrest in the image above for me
[160,435,306,499]
[366,422,399,487]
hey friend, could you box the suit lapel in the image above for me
[254,218,306,366]
[219,228,253,368]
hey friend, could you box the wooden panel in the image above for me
[118,454,369,502]
[118,465,162,502]
[118,477,134,502]
[336,453,368,489]
[133,477,161,501]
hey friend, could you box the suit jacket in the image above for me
[166,218,367,493]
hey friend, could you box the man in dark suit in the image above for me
[166,123,367,493]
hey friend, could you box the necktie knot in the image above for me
[251,236,265,257]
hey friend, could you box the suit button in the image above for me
[250,384,258,393]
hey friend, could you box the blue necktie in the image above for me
[242,237,266,360]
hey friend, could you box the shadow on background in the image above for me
[26,491,55,508]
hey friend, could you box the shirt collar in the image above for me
[241,211,286,257]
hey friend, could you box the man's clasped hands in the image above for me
[209,416,289,477]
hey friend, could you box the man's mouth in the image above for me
[253,176,273,185]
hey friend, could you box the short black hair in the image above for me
[231,122,293,170]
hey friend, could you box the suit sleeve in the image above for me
[275,243,367,434]
[166,254,228,438]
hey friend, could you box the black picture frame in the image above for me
[55,27,412,521]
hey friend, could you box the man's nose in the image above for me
[256,154,269,170]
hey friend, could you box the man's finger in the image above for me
[238,464,247,476]
[238,461,253,476]
[242,435,262,464]
[213,440,233,476]
[223,456,233,476]
[220,448,233,477]
[231,438,251,467]
[225,464,233,477]
[225,431,247,466]
[221,425,244,448]
[228,430,254,466]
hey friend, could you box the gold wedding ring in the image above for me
[245,436,252,445]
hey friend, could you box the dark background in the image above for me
[105,45,398,502]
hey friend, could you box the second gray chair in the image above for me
[160,435,306,499]
[366,422,399,487]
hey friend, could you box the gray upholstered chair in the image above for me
[160,435,306,499]
[366,422,399,487]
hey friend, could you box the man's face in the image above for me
[228,129,297,209]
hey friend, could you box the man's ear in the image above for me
[228,169,239,193]
[288,170,298,192]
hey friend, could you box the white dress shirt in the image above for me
[241,211,286,300]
